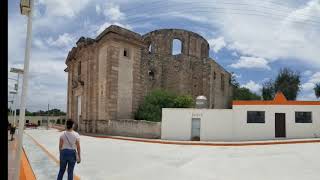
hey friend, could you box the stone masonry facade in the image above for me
[65,25,233,133]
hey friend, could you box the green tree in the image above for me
[261,68,301,100]
[233,87,261,100]
[173,95,195,108]
[135,89,194,122]
[231,73,261,100]
[274,68,301,100]
[262,80,275,100]
[314,83,320,99]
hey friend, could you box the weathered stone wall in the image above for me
[140,29,233,108]
[84,119,161,139]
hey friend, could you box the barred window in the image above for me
[247,111,265,123]
[295,112,312,123]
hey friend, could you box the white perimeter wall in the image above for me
[162,105,320,141]
[161,108,233,141]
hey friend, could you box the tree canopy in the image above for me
[231,72,261,100]
[262,68,301,100]
[135,89,194,122]
[315,83,320,99]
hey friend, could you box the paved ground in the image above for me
[8,132,17,180]
[24,128,320,180]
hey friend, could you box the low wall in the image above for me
[81,119,161,139]
[161,108,234,141]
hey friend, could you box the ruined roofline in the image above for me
[95,25,143,42]
[142,28,209,45]
[207,57,231,76]
[65,25,143,64]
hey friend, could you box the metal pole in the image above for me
[47,103,49,130]
[13,0,33,179]
[13,74,20,126]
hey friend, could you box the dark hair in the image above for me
[66,119,74,130]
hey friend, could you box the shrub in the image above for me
[135,89,195,122]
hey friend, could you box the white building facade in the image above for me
[161,93,320,141]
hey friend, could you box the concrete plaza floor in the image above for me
[24,128,320,180]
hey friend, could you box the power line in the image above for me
[122,6,320,26]
[112,0,320,31]
[121,0,320,22]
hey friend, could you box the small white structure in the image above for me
[161,92,320,141]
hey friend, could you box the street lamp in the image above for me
[10,68,24,127]
[20,0,31,15]
[10,68,24,74]
[14,1,34,180]
[9,90,19,127]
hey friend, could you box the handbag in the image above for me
[64,132,80,163]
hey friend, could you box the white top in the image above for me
[60,130,80,150]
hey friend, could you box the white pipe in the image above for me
[13,1,34,180]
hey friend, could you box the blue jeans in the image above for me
[57,149,76,180]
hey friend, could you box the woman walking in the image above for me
[57,119,81,180]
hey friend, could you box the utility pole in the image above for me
[13,1,34,179]
[47,103,49,130]
[13,73,21,126]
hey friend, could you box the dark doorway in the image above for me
[275,113,286,138]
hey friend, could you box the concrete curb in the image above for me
[52,126,320,147]
[20,148,36,180]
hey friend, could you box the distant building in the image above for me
[65,25,233,133]
[8,116,66,126]
[162,92,320,141]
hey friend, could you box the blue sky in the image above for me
[8,0,320,111]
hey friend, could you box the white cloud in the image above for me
[96,4,101,15]
[46,33,76,48]
[230,56,271,70]
[299,72,320,100]
[38,0,90,18]
[309,72,320,84]
[167,0,320,68]
[208,37,226,53]
[242,80,262,94]
[96,22,132,35]
[231,51,239,57]
[8,12,68,111]
[232,73,242,79]
[103,3,125,21]
[303,70,313,76]
[302,82,316,91]
[297,92,318,101]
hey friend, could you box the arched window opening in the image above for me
[148,70,155,80]
[148,44,152,53]
[172,39,182,55]
[123,48,129,57]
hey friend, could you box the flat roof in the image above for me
[233,92,320,106]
